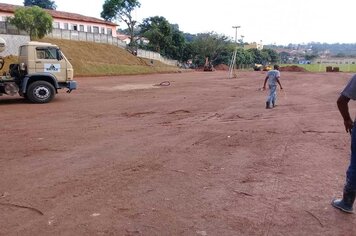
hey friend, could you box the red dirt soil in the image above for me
[1,71,355,235]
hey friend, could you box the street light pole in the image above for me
[228,26,241,79]
[232,25,240,43]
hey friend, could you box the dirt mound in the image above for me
[279,65,307,72]
[214,64,229,71]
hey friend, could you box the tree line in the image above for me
[9,0,280,68]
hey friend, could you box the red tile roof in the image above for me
[0,3,117,27]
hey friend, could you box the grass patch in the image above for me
[281,63,356,72]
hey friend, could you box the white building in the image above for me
[0,3,118,37]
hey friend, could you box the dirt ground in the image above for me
[1,71,356,236]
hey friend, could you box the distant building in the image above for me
[315,58,356,65]
[244,42,263,50]
[0,3,118,37]
[117,33,149,45]
[117,34,131,44]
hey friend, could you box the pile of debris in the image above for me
[214,64,230,71]
[279,65,307,72]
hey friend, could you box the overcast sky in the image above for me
[3,0,356,45]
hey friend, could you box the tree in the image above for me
[247,48,264,64]
[139,17,186,60]
[139,16,172,53]
[23,0,57,10]
[8,6,53,40]
[247,48,278,65]
[190,32,230,67]
[262,48,279,63]
[101,0,141,47]
[235,48,253,68]
[165,24,186,60]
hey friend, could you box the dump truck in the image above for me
[253,64,272,71]
[0,38,77,103]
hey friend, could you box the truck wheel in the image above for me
[27,81,55,103]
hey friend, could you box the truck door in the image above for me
[35,47,67,82]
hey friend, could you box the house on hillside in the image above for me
[117,33,150,46]
[117,33,131,45]
[0,2,118,37]
[244,41,264,50]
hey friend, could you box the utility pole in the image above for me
[228,25,241,79]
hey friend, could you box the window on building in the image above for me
[79,25,84,32]
[64,23,69,30]
[53,22,60,29]
[87,25,92,33]
[93,26,99,34]
[107,28,112,36]
[72,24,78,31]
[101,27,105,34]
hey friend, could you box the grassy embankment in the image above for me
[1,38,181,77]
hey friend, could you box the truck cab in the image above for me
[0,41,77,103]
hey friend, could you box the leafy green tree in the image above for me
[23,0,57,10]
[139,18,187,60]
[167,24,185,59]
[183,33,197,43]
[101,0,141,47]
[8,6,53,40]
[235,48,253,68]
[190,32,230,67]
[181,43,196,64]
[247,48,265,64]
[139,16,172,53]
[262,48,279,63]
[247,48,278,65]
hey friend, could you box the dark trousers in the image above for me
[346,124,356,190]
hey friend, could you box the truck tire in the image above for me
[26,81,55,103]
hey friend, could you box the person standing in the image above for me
[262,65,283,109]
[332,74,356,213]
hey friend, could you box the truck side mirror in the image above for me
[56,49,63,61]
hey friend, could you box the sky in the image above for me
[3,0,356,45]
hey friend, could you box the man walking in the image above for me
[332,74,356,213]
[262,65,283,109]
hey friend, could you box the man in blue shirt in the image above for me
[332,74,356,213]
[262,65,283,109]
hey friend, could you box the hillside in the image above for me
[2,38,181,77]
